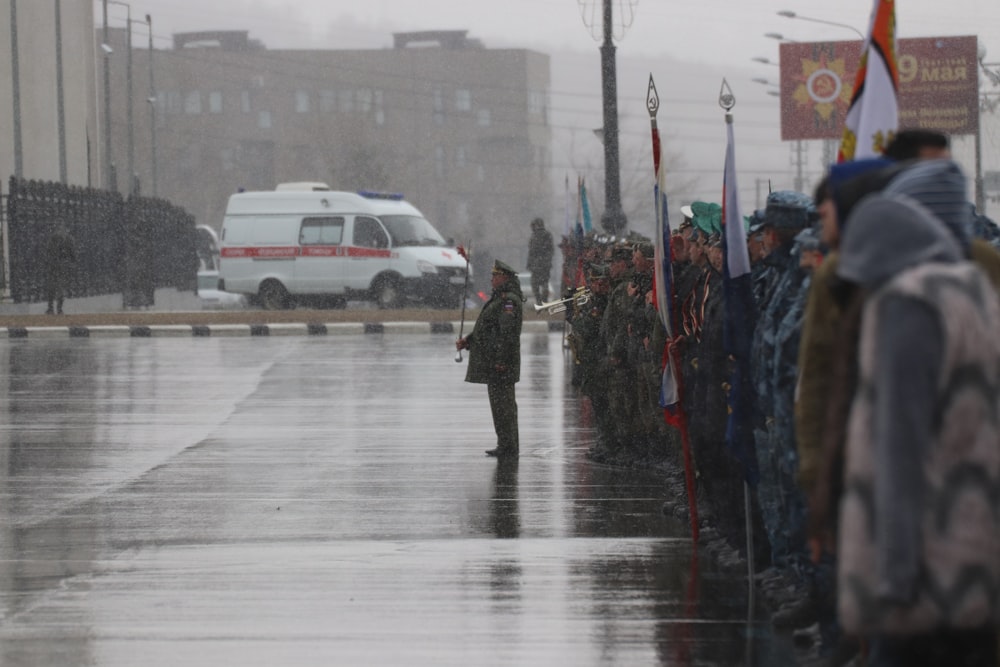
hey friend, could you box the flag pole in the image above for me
[647,74,699,544]
[720,78,758,639]
[454,242,471,362]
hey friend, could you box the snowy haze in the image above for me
[109,1,1000,224]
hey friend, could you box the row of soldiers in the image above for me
[558,157,1000,667]
[561,193,817,579]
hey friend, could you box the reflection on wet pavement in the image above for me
[0,333,797,666]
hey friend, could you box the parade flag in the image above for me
[652,128,679,410]
[721,109,759,486]
[563,174,574,238]
[579,178,593,233]
[648,74,698,543]
[837,0,898,161]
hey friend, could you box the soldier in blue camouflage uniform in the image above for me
[751,191,814,572]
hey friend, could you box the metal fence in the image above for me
[2,177,198,307]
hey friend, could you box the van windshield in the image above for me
[381,215,446,247]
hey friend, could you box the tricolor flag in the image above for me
[652,131,679,410]
[721,112,759,486]
[837,0,898,161]
[648,74,698,542]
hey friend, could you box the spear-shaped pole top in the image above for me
[647,74,659,119]
[719,78,735,112]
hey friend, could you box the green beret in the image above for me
[691,201,722,235]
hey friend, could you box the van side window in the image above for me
[353,216,389,249]
[299,217,344,245]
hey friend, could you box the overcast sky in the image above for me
[116,0,1000,63]
[108,1,1000,218]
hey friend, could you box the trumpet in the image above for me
[534,287,592,314]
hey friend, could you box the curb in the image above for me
[2,320,564,340]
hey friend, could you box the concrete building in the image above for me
[109,28,553,278]
[0,0,98,188]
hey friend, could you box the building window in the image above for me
[319,90,336,113]
[372,90,385,124]
[339,90,354,113]
[166,91,181,114]
[221,148,234,171]
[455,89,471,111]
[433,88,443,112]
[209,91,223,113]
[184,91,202,114]
[477,165,486,182]
[241,90,251,113]
[477,109,491,126]
[258,110,272,129]
[455,146,466,168]
[435,146,444,178]
[356,89,372,113]
[295,90,310,113]
[528,90,548,120]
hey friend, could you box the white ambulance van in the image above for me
[218,190,470,309]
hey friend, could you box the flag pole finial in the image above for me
[646,74,659,119]
[719,78,736,124]
[719,78,736,114]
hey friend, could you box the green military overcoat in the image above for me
[465,278,523,384]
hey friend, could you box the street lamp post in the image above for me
[598,0,626,235]
[776,10,865,40]
[9,0,22,179]
[55,0,67,184]
[102,0,114,190]
[977,55,1000,212]
[108,1,135,196]
[146,13,157,198]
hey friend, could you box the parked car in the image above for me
[198,269,247,310]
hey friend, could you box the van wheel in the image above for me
[375,277,403,309]
[259,280,291,310]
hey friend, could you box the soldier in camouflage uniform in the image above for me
[570,264,613,458]
[600,245,636,456]
[456,259,524,458]
[628,241,662,456]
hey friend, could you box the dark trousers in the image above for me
[487,382,518,452]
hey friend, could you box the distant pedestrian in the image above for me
[43,222,76,315]
[455,259,524,458]
[526,217,554,306]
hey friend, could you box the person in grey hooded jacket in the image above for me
[835,192,1000,666]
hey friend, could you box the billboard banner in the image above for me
[779,35,979,141]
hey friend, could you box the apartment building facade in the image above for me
[110,29,553,275]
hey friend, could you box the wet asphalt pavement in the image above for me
[0,330,800,666]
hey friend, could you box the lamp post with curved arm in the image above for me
[776,10,865,40]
